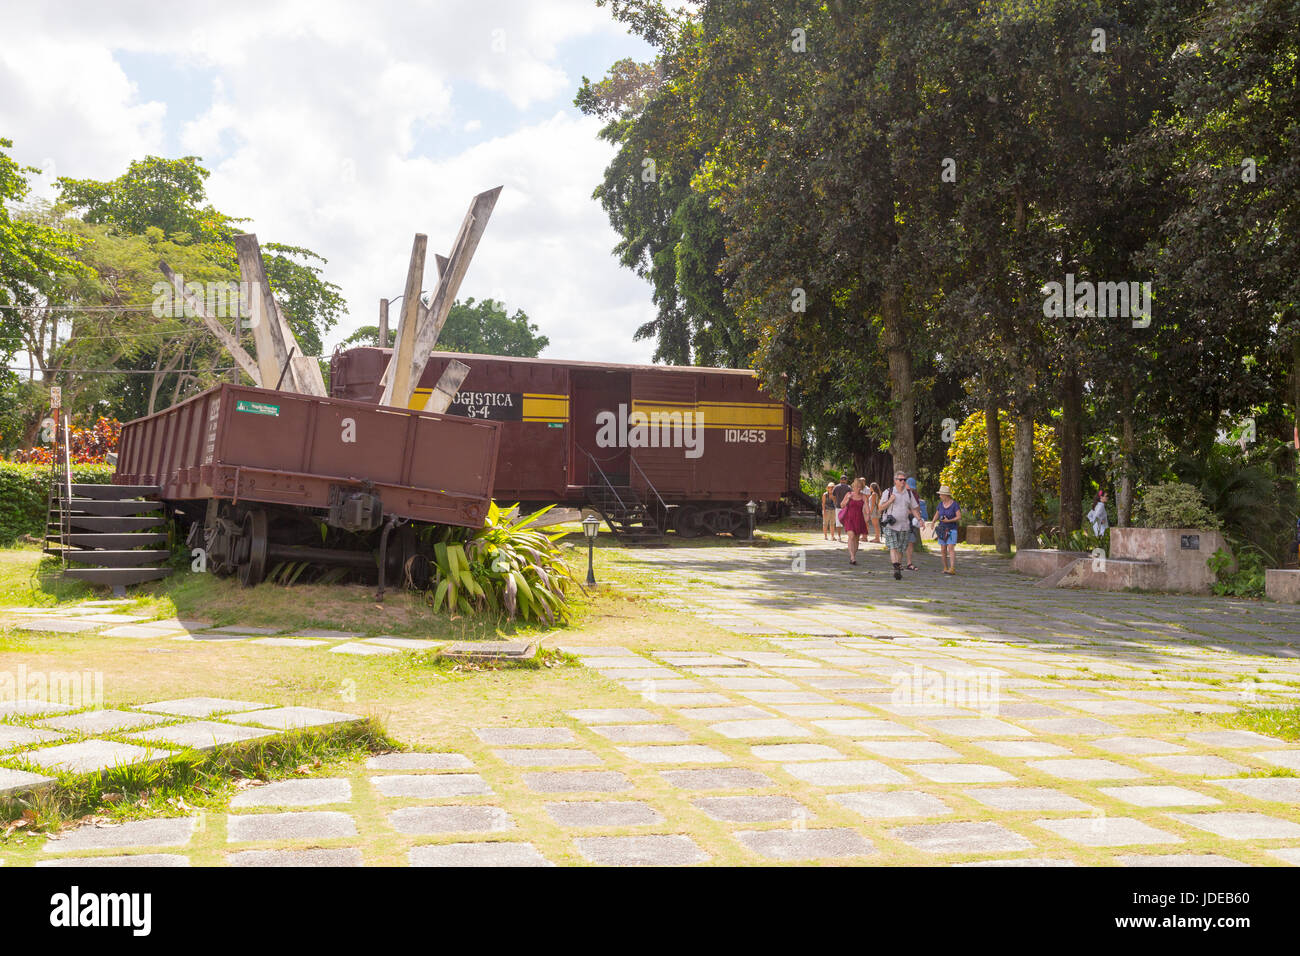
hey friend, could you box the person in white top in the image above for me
[879,472,924,580]
[1086,490,1110,538]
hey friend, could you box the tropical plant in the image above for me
[939,411,1060,525]
[425,503,579,624]
[1133,482,1221,531]
[1174,443,1298,565]
[1209,546,1267,598]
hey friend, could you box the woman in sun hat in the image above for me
[934,484,961,574]
[821,483,840,542]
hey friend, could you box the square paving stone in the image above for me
[1097,785,1221,807]
[288,629,361,639]
[910,763,1016,783]
[100,624,187,638]
[44,817,196,852]
[709,718,811,740]
[658,768,775,791]
[1027,758,1147,781]
[129,720,277,751]
[617,745,728,764]
[751,743,846,761]
[567,708,658,724]
[0,767,55,795]
[523,771,632,793]
[857,740,963,760]
[1091,736,1187,756]
[410,842,552,867]
[493,748,601,767]
[227,849,363,867]
[1185,730,1287,748]
[925,718,1032,738]
[226,811,356,842]
[137,697,267,718]
[693,795,808,823]
[366,752,472,771]
[772,704,870,719]
[1209,777,1300,802]
[974,740,1072,758]
[812,718,924,737]
[993,703,1065,719]
[575,834,708,866]
[1254,751,1300,771]
[1168,811,1300,840]
[36,854,190,867]
[1144,755,1249,777]
[0,725,64,749]
[676,705,774,721]
[363,637,445,650]
[831,790,952,819]
[227,706,361,730]
[15,618,104,633]
[782,760,909,786]
[741,692,833,705]
[891,821,1035,854]
[329,642,399,656]
[389,805,513,834]
[1071,700,1170,716]
[25,740,162,775]
[545,801,663,827]
[1020,718,1123,735]
[804,678,887,690]
[651,693,732,707]
[231,778,352,808]
[736,828,873,860]
[1117,854,1247,868]
[965,787,1092,812]
[591,724,689,743]
[475,727,575,745]
[1269,848,1300,866]
[371,773,492,798]
[37,709,172,735]
[249,637,328,648]
[711,678,799,691]
[1035,817,1183,847]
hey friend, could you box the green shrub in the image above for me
[1209,546,1266,598]
[1175,443,1298,565]
[0,462,117,545]
[1133,482,1221,530]
[939,411,1060,524]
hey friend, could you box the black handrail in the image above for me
[576,445,629,513]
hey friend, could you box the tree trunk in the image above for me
[985,399,1012,553]
[853,445,894,490]
[1059,369,1083,532]
[1010,411,1037,550]
[880,291,915,476]
[1117,406,1136,527]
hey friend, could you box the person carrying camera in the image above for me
[879,472,924,580]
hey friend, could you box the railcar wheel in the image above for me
[237,509,268,587]
[672,505,705,538]
[730,509,753,539]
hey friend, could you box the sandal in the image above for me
[905,564,918,571]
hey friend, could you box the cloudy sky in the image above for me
[0,0,664,363]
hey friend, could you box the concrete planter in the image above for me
[964,524,994,546]
[1108,527,1231,593]
[1014,549,1087,577]
[1266,569,1300,603]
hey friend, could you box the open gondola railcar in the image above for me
[112,382,500,589]
[330,348,803,538]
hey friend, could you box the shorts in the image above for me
[883,528,910,551]
[937,526,958,546]
[823,510,835,533]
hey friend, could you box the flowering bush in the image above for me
[9,417,122,465]
[939,411,1061,523]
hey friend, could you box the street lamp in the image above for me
[745,500,757,544]
[582,514,601,585]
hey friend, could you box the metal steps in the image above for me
[46,461,172,595]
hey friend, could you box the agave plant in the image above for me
[425,502,579,624]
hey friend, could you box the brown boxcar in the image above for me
[330,347,802,537]
[114,382,500,586]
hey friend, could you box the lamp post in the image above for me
[745,500,757,544]
[582,514,600,585]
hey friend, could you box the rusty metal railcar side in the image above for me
[330,347,803,538]
[115,383,501,528]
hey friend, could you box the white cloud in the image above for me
[0,0,658,364]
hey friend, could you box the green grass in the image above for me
[0,718,395,832]
[1222,705,1300,742]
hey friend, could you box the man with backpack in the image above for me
[879,472,924,580]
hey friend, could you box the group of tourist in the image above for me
[821,472,962,579]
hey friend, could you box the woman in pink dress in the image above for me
[840,477,871,565]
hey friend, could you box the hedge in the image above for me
[0,462,117,545]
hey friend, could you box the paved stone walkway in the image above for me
[13,533,1300,865]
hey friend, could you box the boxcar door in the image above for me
[569,369,631,487]
[628,371,696,497]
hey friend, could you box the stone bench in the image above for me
[1014,549,1086,577]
